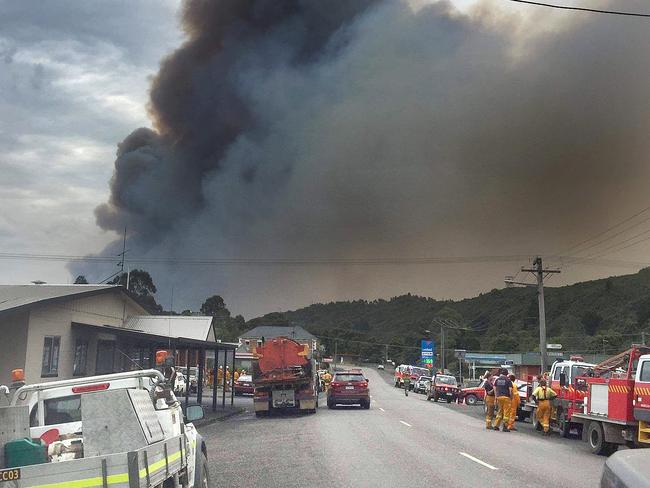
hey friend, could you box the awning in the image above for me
[72,322,238,350]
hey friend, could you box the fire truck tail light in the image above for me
[72,382,110,394]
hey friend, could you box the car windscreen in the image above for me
[435,376,456,385]
[572,365,592,380]
[419,377,431,382]
[412,368,429,376]
[334,374,366,382]
[239,375,252,382]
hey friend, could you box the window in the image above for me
[44,395,81,425]
[640,361,650,382]
[73,340,88,376]
[41,336,61,377]
[334,374,366,382]
[96,340,115,374]
[553,366,564,381]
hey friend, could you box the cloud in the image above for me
[8,0,645,317]
[0,0,182,275]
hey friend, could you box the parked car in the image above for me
[327,371,370,409]
[427,374,460,403]
[377,364,385,370]
[459,378,488,405]
[413,375,432,394]
[234,373,254,395]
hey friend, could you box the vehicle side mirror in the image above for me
[559,372,567,387]
[185,404,204,422]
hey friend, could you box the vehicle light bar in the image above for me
[72,382,110,393]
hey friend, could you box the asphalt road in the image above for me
[199,367,606,487]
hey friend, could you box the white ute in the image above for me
[0,369,210,488]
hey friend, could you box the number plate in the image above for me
[0,468,21,482]
[346,386,355,390]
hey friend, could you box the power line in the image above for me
[508,0,650,18]
[562,203,650,256]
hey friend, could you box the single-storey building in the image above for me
[0,285,236,395]
[239,325,318,352]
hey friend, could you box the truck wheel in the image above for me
[588,421,610,455]
[327,399,335,409]
[255,410,268,418]
[465,394,478,406]
[363,400,370,410]
[446,398,453,403]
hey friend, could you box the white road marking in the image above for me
[379,407,385,412]
[459,452,498,471]
[399,420,412,427]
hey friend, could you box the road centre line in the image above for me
[399,420,412,427]
[459,452,498,470]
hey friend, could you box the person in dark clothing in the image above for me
[492,369,513,432]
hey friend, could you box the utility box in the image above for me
[81,389,164,457]
[0,406,29,468]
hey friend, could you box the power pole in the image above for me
[521,256,560,374]
[334,340,338,371]
[440,324,445,371]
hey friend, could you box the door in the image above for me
[634,358,650,421]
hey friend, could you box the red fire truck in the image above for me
[523,355,595,437]
[571,345,650,455]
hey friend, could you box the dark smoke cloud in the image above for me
[90,0,650,316]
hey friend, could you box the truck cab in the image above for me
[633,354,650,425]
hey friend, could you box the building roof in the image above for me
[124,315,214,342]
[0,284,123,314]
[240,325,316,341]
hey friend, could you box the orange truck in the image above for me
[252,337,318,417]
[394,365,430,390]
[570,345,650,455]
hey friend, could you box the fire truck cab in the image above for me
[524,356,595,437]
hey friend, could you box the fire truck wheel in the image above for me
[588,421,611,455]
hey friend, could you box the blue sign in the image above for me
[464,353,506,364]
[421,340,435,359]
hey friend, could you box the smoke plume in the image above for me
[90,0,650,316]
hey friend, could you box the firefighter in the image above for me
[532,378,556,435]
[217,366,223,387]
[322,370,333,392]
[483,372,496,430]
[492,368,513,432]
[403,374,411,396]
[234,369,240,382]
[507,373,520,431]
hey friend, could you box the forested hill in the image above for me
[246,268,650,363]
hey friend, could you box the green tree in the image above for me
[581,311,603,336]
[200,295,230,318]
[109,269,157,296]
[108,269,162,313]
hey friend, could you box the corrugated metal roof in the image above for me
[240,325,316,341]
[0,284,119,313]
[124,315,214,341]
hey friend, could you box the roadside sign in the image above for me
[547,352,564,357]
[322,358,333,363]
[454,349,466,359]
[547,344,562,350]
[421,340,435,368]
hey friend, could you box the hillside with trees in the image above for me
[246,268,650,365]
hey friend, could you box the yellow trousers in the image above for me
[493,396,510,428]
[537,399,551,432]
[507,395,520,429]
[485,395,495,427]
